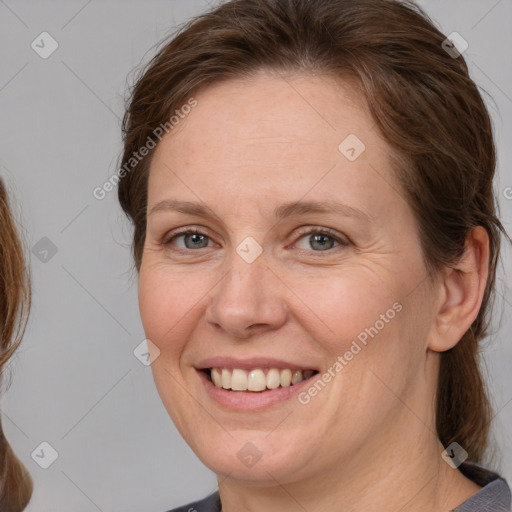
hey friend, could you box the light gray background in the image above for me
[0,1,511,511]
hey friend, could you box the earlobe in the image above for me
[428,227,490,353]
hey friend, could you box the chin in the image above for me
[189,431,314,485]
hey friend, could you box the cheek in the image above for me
[289,271,401,348]
[292,273,426,425]
[138,263,202,358]
[288,268,428,401]
[138,263,206,434]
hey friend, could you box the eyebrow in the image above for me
[149,199,371,223]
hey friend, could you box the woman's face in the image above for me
[139,73,441,485]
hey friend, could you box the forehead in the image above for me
[148,72,400,220]
[164,71,372,157]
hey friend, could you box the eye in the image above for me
[161,226,349,254]
[163,229,213,250]
[293,228,349,252]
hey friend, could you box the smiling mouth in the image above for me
[203,368,319,392]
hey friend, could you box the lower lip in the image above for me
[197,370,315,411]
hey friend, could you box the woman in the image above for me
[0,176,33,511]
[118,0,511,510]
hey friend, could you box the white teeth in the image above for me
[212,368,222,387]
[209,368,316,391]
[231,369,247,390]
[280,369,292,387]
[266,369,281,389]
[221,368,231,389]
[248,369,266,391]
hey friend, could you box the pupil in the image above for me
[185,233,208,249]
[311,234,333,251]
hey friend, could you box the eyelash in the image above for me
[161,226,350,255]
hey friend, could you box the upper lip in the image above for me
[196,356,318,371]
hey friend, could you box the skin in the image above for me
[138,71,489,512]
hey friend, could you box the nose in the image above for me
[205,250,288,339]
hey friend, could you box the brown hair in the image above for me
[0,176,33,511]
[118,0,508,463]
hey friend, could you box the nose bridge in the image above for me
[217,243,267,310]
[206,239,287,336]
[221,233,267,293]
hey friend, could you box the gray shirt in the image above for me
[166,462,511,512]
[453,461,511,511]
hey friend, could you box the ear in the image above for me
[428,226,490,352]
